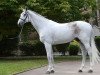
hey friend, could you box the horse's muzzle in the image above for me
[17,20,24,27]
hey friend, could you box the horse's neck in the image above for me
[28,10,56,33]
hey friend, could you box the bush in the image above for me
[19,41,46,56]
[68,43,80,56]
[54,43,70,56]
[19,42,34,56]
[33,41,46,56]
[95,36,100,52]
[0,38,18,57]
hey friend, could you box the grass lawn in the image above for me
[0,56,81,75]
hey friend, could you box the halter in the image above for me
[19,12,29,22]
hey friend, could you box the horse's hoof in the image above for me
[78,70,83,72]
[51,70,55,73]
[46,71,51,74]
[88,70,93,73]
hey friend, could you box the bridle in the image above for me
[19,12,29,23]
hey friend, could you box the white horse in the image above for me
[18,8,100,74]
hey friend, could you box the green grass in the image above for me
[0,56,81,75]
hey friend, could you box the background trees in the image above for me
[96,0,100,26]
[0,0,99,56]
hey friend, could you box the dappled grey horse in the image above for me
[18,8,100,74]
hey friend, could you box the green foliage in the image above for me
[0,0,97,56]
[19,42,34,56]
[33,41,46,56]
[19,40,46,56]
[95,36,100,52]
[68,41,80,56]
[26,0,71,22]
[68,44,79,56]
[0,0,97,39]
[0,0,20,40]
[0,38,18,57]
[0,0,18,10]
[54,43,69,56]
[21,23,35,42]
[26,0,96,22]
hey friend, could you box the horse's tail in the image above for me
[91,30,100,64]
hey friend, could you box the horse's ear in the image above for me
[25,6,28,11]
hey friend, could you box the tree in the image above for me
[0,0,20,56]
[96,0,100,26]
[26,0,71,22]
[0,0,97,56]
[0,0,20,39]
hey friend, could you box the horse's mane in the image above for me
[28,10,57,23]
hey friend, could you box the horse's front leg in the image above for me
[44,42,54,74]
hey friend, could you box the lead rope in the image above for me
[7,26,23,43]
[18,26,24,42]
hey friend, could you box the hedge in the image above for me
[95,36,100,52]
[0,38,18,57]
[53,43,70,56]
[19,40,46,56]
[68,44,80,55]
[0,36,100,57]
[68,41,80,56]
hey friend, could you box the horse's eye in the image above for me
[24,14,26,16]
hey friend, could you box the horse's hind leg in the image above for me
[84,43,93,73]
[80,38,93,73]
[79,41,87,72]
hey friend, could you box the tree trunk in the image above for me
[96,0,100,27]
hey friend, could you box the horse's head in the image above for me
[17,8,29,27]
